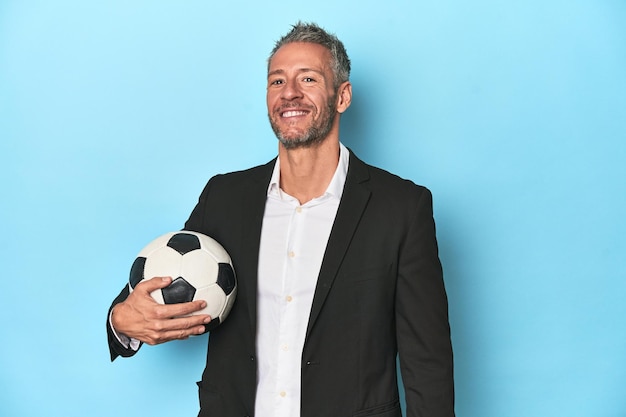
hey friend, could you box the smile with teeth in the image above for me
[281,109,309,118]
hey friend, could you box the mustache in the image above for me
[275,102,314,112]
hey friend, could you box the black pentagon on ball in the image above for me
[167,233,201,255]
[161,277,196,304]
[129,257,146,289]
[217,263,236,295]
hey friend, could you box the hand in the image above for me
[111,276,212,345]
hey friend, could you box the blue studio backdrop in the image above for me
[1,1,625,416]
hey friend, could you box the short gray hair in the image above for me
[268,22,351,89]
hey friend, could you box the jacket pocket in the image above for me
[353,399,401,417]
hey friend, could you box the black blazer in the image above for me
[108,152,454,417]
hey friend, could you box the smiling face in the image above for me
[267,42,342,150]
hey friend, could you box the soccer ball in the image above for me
[128,231,236,331]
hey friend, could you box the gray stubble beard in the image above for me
[269,95,337,150]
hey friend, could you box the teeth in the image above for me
[282,110,307,117]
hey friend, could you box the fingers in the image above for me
[143,315,212,345]
[162,313,212,332]
[133,277,208,317]
[134,276,173,293]
[153,299,208,319]
[149,314,212,339]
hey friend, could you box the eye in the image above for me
[302,77,315,82]
[269,78,284,86]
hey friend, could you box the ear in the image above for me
[336,81,352,114]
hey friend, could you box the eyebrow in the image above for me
[267,68,325,78]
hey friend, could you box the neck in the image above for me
[278,138,340,205]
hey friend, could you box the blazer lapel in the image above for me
[305,153,371,339]
[238,160,275,336]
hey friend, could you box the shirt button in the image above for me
[280,391,286,397]
[281,344,288,351]
[296,206,302,213]
[285,295,293,302]
[288,251,295,258]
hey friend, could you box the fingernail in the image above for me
[204,316,212,324]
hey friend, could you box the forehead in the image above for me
[268,42,332,74]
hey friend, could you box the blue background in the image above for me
[1,1,625,416]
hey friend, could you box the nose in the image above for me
[281,78,303,100]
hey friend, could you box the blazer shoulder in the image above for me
[197,158,276,197]
[210,159,275,185]
[349,152,432,199]
[184,159,274,233]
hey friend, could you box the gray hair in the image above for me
[268,22,351,89]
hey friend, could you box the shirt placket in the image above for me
[275,202,303,415]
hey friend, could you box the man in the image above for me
[108,22,454,417]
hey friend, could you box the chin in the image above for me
[278,135,326,150]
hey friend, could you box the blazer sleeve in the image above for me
[396,188,455,417]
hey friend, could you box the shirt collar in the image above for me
[267,142,350,201]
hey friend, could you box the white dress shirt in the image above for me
[254,143,349,417]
